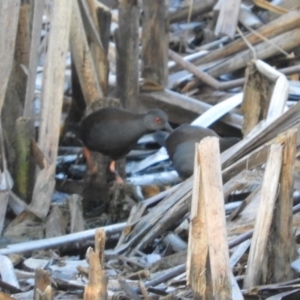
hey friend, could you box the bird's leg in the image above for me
[83,147,98,175]
[109,160,123,184]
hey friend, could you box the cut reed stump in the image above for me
[187,137,233,299]
[243,143,283,288]
[264,129,298,283]
[84,229,107,300]
[33,268,52,300]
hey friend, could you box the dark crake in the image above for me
[80,107,173,182]
[154,124,241,179]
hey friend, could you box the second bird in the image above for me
[154,124,241,179]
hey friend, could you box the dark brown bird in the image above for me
[80,107,173,182]
[154,124,240,179]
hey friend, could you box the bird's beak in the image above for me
[164,122,173,132]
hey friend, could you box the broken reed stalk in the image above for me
[0,254,20,290]
[133,190,192,253]
[169,0,216,23]
[215,0,242,39]
[96,6,112,94]
[142,0,169,88]
[14,1,31,100]
[83,0,109,95]
[0,119,12,235]
[264,128,298,283]
[33,268,52,300]
[255,60,289,123]
[70,0,103,105]
[169,49,220,89]
[221,96,300,169]
[242,59,289,136]
[45,206,66,238]
[96,6,111,56]
[15,117,34,203]
[19,0,43,205]
[243,143,283,289]
[0,222,126,255]
[116,204,145,247]
[178,59,300,93]
[222,143,270,183]
[241,62,270,136]
[84,229,107,300]
[3,1,32,202]
[0,0,20,112]
[24,0,44,119]
[207,28,300,78]
[68,194,85,233]
[193,10,300,66]
[184,37,295,91]
[187,137,232,299]
[0,191,9,235]
[223,170,262,202]
[116,0,139,111]
[30,0,72,218]
[228,186,261,221]
[139,89,242,129]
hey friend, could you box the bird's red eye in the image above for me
[155,117,162,123]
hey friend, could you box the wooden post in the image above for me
[243,144,283,289]
[142,0,168,88]
[187,137,232,299]
[29,0,72,218]
[116,0,139,111]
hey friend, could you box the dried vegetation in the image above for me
[0,0,300,299]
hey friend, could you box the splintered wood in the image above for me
[243,144,283,288]
[187,137,232,299]
[84,229,107,300]
[265,129,298,283]
[34,268,52,300]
